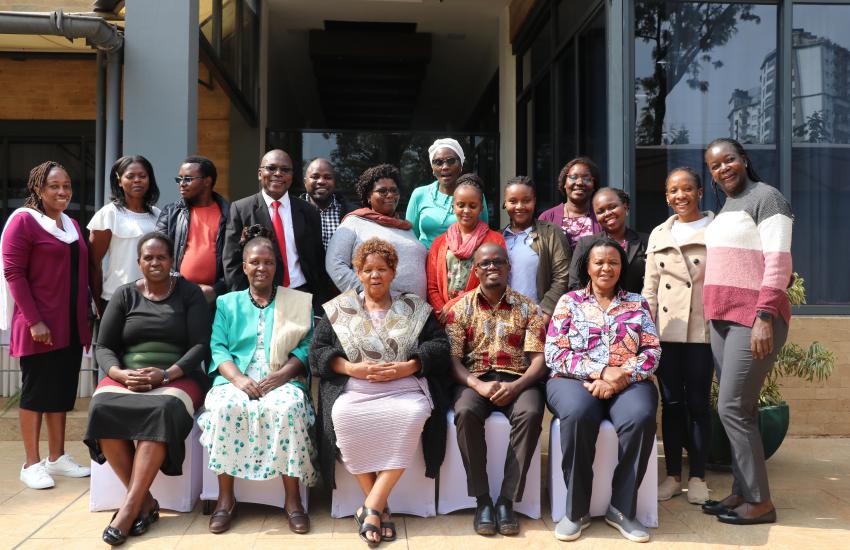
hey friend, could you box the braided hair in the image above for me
[23,161,67,212]
[240,224,276,260]
[453,173,485,200]
[705,137,762,208]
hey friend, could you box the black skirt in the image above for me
[19,341,83,413]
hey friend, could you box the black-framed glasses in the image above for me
[373,187,400,197]
[567,174,594,185]
[261,165,294,175]
[476,258,508,269]
[174,175,204,185]
[431,157,459,168]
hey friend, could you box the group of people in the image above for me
[0,136,793,546]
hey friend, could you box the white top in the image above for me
[87,202,160,301]
[260,190,307,289]
[671,216,710,246]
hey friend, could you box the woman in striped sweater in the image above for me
[701,138,793,526]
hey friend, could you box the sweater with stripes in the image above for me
[704,181,793,327]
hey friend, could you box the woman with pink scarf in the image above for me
[426,174,504,321]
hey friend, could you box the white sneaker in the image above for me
[657,476,682,501]
[687,478,710,504]
[20,460,55,489]
[45,454,91,478]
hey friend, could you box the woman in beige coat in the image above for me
[642,167,714,505]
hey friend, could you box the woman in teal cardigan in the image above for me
[198,225,317,535]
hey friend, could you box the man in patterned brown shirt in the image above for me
[445,243,547,537]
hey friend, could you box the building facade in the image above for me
[1,0,848,434]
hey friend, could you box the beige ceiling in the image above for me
[267,0,507,131]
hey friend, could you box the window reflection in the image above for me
[633,2,777,232]
[266,131,499,226]
[791,4,850,306]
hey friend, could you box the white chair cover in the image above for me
[438,411,541,519]
[89,421,203,513]
[199,446,308,511]
[331,439,435,518]
[549,417,658,527]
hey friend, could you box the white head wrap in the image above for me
[428,138,465,167]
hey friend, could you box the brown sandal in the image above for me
[208,501,237,534]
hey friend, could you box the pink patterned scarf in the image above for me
[445,220,491,260]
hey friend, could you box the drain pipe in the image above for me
[0,9,123,208]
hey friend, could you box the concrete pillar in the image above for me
[498,5,517,229]
[122,0,199,206]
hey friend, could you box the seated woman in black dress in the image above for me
[84,232,210,546]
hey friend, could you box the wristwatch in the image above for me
[756,310,773,321]
[161,369,170,385]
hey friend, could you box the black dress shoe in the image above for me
[130,499,160,536]
[474,500,497,536]
[495,500,519,536]
[701,500,732,516]
[718,506,777,525]
[102,511,128,546]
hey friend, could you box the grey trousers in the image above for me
[547,377,658,521]
[710,318,788,502]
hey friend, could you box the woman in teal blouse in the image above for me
[405,138,489,249]
[198,225,317,535]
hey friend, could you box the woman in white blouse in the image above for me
[88,155,161,315]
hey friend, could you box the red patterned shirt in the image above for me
[445,286,546,376]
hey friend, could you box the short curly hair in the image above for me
[557,156,602,199]
[352,238,399,272]
[356,164,401,208]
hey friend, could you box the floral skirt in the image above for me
[198,381,318,485]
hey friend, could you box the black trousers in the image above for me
[656,342,714,478]
[453,372,544,501]
[546,377,658,521]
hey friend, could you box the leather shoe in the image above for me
[702,494,744,516]
[102,511,128,546]
[495,500,519,536]
[208,501,237,534]
[473,500,496,536]
[130,499,160,536]
[717,503,777,525]
[285,508,310,534]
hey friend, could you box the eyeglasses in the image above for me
[174,175,204,185]
[476,258,508,269]
[373,187,400,197]
[431,157,459,168]
[261,165,293,175]
[567,174,594,185]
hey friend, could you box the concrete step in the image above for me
[0,398,90,441]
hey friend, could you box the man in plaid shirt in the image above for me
[299,158,352,249]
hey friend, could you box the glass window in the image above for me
[791,4,850,306]
[534,75,553,203]
[578,9,607,184]
[557,42,578,172]
[634,2,778,231]
[531,20,552,79]
[266,131,500,227]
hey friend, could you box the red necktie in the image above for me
[270,200,290,287]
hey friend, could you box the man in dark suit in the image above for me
[223,149,332,311]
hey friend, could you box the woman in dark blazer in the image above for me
[568,188,648,294]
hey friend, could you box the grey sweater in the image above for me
[325,215,428,298]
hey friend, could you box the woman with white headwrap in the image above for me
[405,138,489,249]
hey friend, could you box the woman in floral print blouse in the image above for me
[544,237,660,544]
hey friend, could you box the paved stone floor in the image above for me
[0,437,848,549]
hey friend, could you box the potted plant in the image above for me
[707,274,836,470]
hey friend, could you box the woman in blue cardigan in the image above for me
[198,225,317,535]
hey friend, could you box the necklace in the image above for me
[249,285,277,309]
[143,275,175,301]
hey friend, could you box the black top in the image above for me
[568,228,649,294]
[309,313,451,489]
[95,277,211,388]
